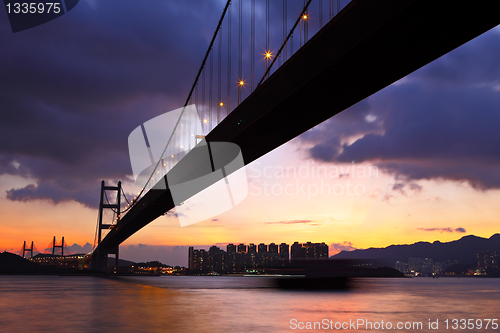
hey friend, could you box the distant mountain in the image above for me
[107,257,135,267]
[331,234,500,267]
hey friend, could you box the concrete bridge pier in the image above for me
[89,246,119,273]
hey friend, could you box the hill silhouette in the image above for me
[331,234,500,266]
[0,252,73,274]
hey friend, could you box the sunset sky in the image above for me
[1,0,500,266]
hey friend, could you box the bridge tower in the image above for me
[52,236,65,256]
[22,241,33,258]
[91,180,121,272]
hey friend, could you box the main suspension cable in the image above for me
[258,0,313,87]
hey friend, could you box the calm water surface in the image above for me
[0,276,499,332]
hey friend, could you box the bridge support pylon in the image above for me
[52,236,65,256]
[89,180,121,273]
[22,241,33,258]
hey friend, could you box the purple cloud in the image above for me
[263,219,316,225]
[0,1,227,208]
[0,0,324,209]
[417,227,467,233]
[330,241,358,252]
[298,27,500,191]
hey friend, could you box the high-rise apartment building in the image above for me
[291,242,329,261]
[238,243,247,253]
[279,243,290,266]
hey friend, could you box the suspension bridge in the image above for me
[88,0,500,271]
[19,237,68,258]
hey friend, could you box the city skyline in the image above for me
[2,1,500,267]
[189,241,329,273]
[9,232,500,269]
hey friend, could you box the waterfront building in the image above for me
[279,243,290,266]
[477,250,499,275]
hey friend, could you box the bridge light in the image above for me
[303,14,308,20]
[219,102,224,107]
[171,155,174,158]
[203,118,208,123]
[264,51,273,59]
[239,80,245,86]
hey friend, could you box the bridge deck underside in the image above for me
[96,0,500,252]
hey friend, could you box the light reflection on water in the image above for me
[0,276,499,332]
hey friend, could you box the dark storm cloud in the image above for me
[299,27,500,190]
[0,0,226,207]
